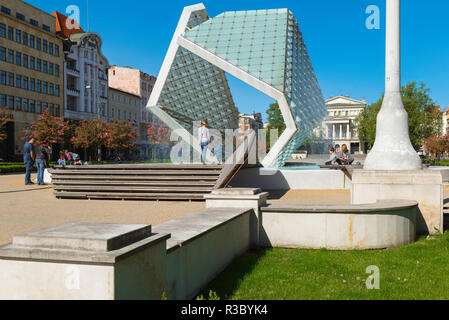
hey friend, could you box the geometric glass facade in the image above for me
[149,4,326,168]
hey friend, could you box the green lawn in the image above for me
[201,232,449,300]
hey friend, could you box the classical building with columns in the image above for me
[312,96,367,155]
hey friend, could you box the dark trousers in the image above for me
[25,160,34,184]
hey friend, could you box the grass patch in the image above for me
[201,232,449,300]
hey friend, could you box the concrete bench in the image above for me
[260,200,418,250]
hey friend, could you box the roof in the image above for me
[52,11,84,38]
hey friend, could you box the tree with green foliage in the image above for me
[266,103,286,148]
[356,82,442,151]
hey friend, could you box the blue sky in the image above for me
[30,0,449,120]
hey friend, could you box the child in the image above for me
[325,147,337,166]
[58,151,66,166]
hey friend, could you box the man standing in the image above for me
[36,144,51,186]
[24,138,35,185]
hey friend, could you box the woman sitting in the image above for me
[337,144,354,165]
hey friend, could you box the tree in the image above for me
[266,103,286,148]
[146,124,172,160]
[356,82,442,151]
[23,109,70,145]
[106,120,138,155]
[0,107,13,143]
[71,119,108,162]
[424,135,449,159]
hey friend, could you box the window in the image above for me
[36,80,41,93]
[23,99,28,112]
[1,95,6,107]
[30,78,35,91]
[8,26,13,40]
[30,100,35,113]
[111,108,115,118]
[55,45,59,57]
[8,73,14,86]
[15,29,21,43]
[49,104,54,115]
[15,97,22,111]
[49,63,53,75]
[55,85,60,97]
[30,35,35,48]
[0,71,6,85]
[42,102,48,113]
[1,6,11,15]
[43,61,48,73]
[55,104,60,117]
[43,81,48,94]
[36,59,41,72]
[36,37,41,51]
[8,49,13,64]
[0,23,5,38]
[30,57,35,70]
[23,54,28,68]
[49,43,53,55]
[16,13,25,21]
[8,96,14,109]
[15,52,21,66]
[49,83,54,95]
[30,19,38,27]
[16,75,21,88]
[22,32,28,46]
[37,101,42,114]
[23,77,28,90]
[0,47,5,61]
[42,25,50,32]
[55,64,59,77]
[43,40,47,53]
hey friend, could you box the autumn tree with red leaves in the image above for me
[424,135,449,159]
[23,109,70,145]
[146,124,172,160]
[71,119,108,162]
[0,107,13,143]
[105,120,138,155]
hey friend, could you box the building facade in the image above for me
[239,113,264,132]
[108,87,140,123]
[108,65,158,158]
[312,96,367,154]
[0,0,64,159]
[53,11,109,122]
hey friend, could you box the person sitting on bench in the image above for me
[337,144,354,165]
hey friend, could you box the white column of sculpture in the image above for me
[364,0,422,170]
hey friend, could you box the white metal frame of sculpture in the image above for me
[148,3,326,168]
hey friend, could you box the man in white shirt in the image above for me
[198,121,211,164]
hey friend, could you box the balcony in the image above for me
[67,66,80,76]
[98,75,108,82]
[67,86,80,96]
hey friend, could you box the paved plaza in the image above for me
[0,173,354,246]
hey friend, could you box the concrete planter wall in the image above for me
[260,201,418,250]
[230,168,351,190]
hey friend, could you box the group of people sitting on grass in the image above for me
[325,144,354,166]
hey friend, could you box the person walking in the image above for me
[36,144,51,186]
[23,138,36,185]
[198,121,210,165]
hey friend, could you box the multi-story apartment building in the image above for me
[108,87,140,124]
[312,96,367,154]
[53,11,109,122]
[108,65,158,158]
[0,0,64,159]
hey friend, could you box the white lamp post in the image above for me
[363,0,422,170]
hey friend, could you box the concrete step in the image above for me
[50,170,222,175]
[54,191,206,201]
[54,185,212,193]
[52,180,216,187]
